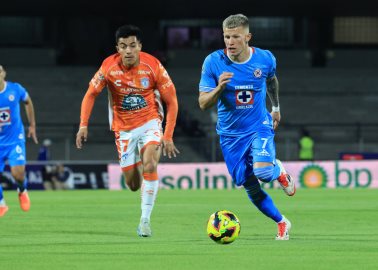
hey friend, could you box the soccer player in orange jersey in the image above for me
[76,25,179,237]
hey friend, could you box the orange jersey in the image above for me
[80,52,178,140]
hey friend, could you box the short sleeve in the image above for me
[16,83,28,102]
[199,55,217,93]
[265,50,276,79]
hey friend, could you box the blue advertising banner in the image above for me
[0,162,108,190]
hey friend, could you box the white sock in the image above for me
[141,180,159,220]
[0,199,6,206]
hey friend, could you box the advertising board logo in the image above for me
[299,164,328,188]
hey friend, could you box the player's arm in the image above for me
[24,95,38,144]
[159,84,180,158]
[76,84,102,149]
[199,72,233,110]
[76,68,106,149]
[266,75,281,129]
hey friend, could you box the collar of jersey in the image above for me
[226,47,253,64]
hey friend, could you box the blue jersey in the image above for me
[0,81,28,146]
[199,47,276,136]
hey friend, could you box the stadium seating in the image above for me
[6,48,378,162]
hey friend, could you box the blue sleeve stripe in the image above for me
[199,86,215,92]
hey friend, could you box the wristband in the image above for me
[272,106,280,112]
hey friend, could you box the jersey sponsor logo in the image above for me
[121,94,147,111]
[257,149,270,156]
[114,79,122,87]
[91,71,105,88]
[0,107,11,126]
[140,77,150,88]
[235,90,254,109]
[110,70,124,76]
[8,94,15,101]
[161,80,173,89]
[254,68,262,78]
[235,85,253,90]
[138,70,151,75]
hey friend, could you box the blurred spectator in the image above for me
[51,164,70,190]
[41,164,56,190]
[37,139,52,161]
[299,128,314,161]
[42,163,70,190]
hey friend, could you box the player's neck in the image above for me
[122,59,140,69]
[227,47,251,63]
[0,81,5,92]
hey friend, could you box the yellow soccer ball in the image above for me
[207,210,241,244]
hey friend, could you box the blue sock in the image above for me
[17,178,28,192]
[244,176,283,223]
[0,182,3,201]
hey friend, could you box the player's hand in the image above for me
[218,72,233,91]
[162,139,180,159]
[271,111,281,130]
[28,125,38,144]
[76,127,88,149]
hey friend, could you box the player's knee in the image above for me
[12,171,25,182]
[253,166,275,183]
[143,160,158,174]
[127,180,141,192]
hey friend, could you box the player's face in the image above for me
[223,27,251,60]
[116,36,142,68]
[0,65,6,84]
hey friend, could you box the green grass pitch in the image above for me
[0,188,377,270]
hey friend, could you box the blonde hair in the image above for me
[223,14,249,30]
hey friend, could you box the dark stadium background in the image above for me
[1,0,377,162]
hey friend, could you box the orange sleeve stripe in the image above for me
[160,84,178,141]
[79,85,102,127]
[143,172,159,181]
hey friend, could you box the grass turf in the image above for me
[0,188,377,270]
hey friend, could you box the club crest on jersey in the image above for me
[0,107,11,125]
[140,77,149,88]
[253,68,262,78]
[235,90,254,109]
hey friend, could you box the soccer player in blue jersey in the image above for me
[0,65,38,217]
[198,14,296,240]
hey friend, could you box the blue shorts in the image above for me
[0,142,26,172]
[220,130,276,186]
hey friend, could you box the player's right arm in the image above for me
[198,72,233,110]
[76,68,106,149]
[198,55,233,110]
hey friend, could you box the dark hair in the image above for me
[115,25,142,43]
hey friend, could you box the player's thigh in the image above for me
[139,119,163,173]
[10,165,26,180]
[250,131,276,164]
[220,134,253,186]
[115,130,141,170]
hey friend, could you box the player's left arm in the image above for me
[266,75,281,130]
[24,95,38,144]
[159,84,180,158]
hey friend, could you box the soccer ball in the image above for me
[206,210,241,244]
